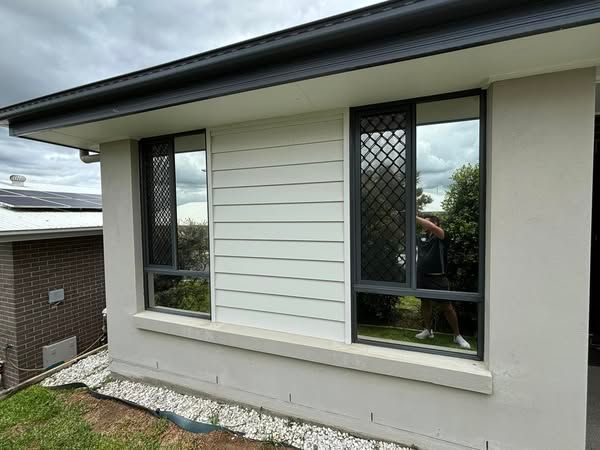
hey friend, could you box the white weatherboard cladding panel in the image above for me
[210,113,346,340]
[216,307,345,341]
[214,240,344,261]
[213,182,343,205]
[212,161,343,188]
[211,119,343,153]
[212,140,343,170]
[215,273,345,301]
[215,256,344,282]
[213,202,343,222]
[213,222,343,241]
[216,290,345,321]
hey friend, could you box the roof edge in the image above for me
[3,0,600,136]
[0,0,530,121]
[0,227,102,243]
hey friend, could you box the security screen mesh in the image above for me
[359,111,408,283]
[143,139,175,266]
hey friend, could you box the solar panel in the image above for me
[56,199,102,208]
[0,189,65,198]
[0,196,65,208]
[0,188,102,211]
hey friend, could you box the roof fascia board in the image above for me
[7,0,600,136]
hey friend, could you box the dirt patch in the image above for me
[68,390,157,436]
[64,389,291,449]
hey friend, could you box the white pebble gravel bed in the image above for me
[42,350,412,450]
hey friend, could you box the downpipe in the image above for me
[79,150,100,163]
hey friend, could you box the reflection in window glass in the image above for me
[356,292,477,354]
[174,150,209,272]
[149,274,210,314]
[359,110,409,283]
[416,96,480,293]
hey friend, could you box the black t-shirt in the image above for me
[417,232,448,275]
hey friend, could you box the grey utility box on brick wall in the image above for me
[42,336,77,368]
[48,288,65,304]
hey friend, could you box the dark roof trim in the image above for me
[3,0,600,136]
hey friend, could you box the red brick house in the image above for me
[0,177,105,388]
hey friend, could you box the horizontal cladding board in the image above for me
[215,289,344,321]
[216,306,345,341]
[211,140,343,170]
[214,239,344,261]
[212,182,343,205]
[215,273,345,301]
[214,256,344,282]
[211,119,343,153]
[213,202,343,222]
[210,111,343,135]
[212,161,343,188]
[213,222,343,241]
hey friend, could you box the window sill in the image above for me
[132,310,492,394]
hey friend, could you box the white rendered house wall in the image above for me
[100,68,596,450]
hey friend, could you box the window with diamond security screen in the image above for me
[140,131,211,318]
[358,108,410,283]
[351,92,485,360]
[143,138,176,267]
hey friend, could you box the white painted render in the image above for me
[99,68,596,449]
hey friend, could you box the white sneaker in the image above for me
[454,335,471,349]
[415,329,434,339]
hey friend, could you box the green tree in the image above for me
[441,164,480,292]
[153,219,211,313]
[416,172,433,213]
[177,219,209,271]
[154,276,210,313]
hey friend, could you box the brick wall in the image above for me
[0,242,18,387]
[1,235,105,388]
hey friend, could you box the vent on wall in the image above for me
[42,336,77,368]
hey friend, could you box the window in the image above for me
[140,132,211,317]
[351,92,485,359]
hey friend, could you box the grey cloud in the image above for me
[0,129,101,189]
[417,120,479,192]
[0,0,377,190]
[175,151,207,206]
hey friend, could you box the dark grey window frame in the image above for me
[139,129,211,319]
[350,89,486,360]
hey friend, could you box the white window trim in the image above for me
[133,310,492,394]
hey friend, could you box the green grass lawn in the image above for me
[358,324,477,352]
[0,385,167,450]
[0,385,283,449]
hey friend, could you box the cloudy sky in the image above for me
[417,120,479,211]
[0,0,379,192]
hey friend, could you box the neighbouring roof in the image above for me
[0,180,102,239]
[1,0,599,138]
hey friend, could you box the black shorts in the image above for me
[417,273,449,290]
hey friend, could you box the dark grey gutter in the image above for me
[2,0,600,136]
